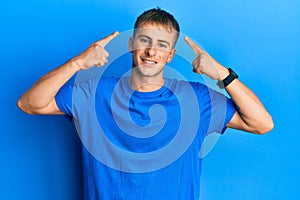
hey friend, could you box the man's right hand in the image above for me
[72,31,119,70]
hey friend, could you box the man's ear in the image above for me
[128,37,133,52]
[167,48,176,63]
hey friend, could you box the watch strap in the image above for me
[217,68,238,89]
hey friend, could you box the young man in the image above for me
[17,8,273,200]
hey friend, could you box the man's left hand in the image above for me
[184,36,229,81]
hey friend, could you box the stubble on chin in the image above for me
[132,64,165,78]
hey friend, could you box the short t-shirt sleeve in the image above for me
[55,84,74,117]
[207,87,236,134]
[191,82,236,135]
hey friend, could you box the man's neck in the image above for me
[129,75,165,92]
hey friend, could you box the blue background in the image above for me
[1,0,299,199]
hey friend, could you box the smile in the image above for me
[141,58,157,65]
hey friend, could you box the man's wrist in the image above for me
[66,58,82,72]
[217,67,231,81]
[217,68,239,89]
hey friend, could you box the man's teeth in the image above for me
[144,59,156,64]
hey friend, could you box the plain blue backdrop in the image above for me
[1,0,299,199]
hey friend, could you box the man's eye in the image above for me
[140,38,149,44]
[158,43,167,48]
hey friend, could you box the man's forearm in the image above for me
[225,78,274,134]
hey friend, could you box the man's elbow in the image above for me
[17,97,63,115]
[16,97,41,114]
[255,116,274,135]
[17,99,34,114]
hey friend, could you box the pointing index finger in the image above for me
[96,31,119,47]
[184,36,205,55]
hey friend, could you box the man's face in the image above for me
[129,23,177,78]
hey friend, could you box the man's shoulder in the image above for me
[75,76,119,86]
[165,78,208,90]
[98,76,119,84]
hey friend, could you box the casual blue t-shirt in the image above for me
[55,76,236,200]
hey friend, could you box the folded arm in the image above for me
[184,36,274,134]
[17,31,119,114]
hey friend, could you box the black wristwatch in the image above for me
[217,68,238,89]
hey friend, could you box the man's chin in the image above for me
[133,68,164,78]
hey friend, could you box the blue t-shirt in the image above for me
[55,76,236,200]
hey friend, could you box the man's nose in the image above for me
[145,45,156,56]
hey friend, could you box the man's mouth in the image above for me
[141,58,157,65]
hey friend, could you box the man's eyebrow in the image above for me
[137,34,171,47]
[137,34,151,39]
